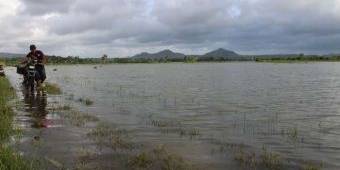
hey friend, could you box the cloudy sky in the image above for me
[0,0,339,57]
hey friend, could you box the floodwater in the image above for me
[6,62,340,169]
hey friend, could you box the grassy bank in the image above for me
[255,55,340,63]
[0,77,36,170]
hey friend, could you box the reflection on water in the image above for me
[22,89,50,128]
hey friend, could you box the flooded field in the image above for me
[6,62,340,169]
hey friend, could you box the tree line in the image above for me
[2,54,340,66]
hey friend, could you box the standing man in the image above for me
[26,44,47,89]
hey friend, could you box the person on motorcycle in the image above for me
[23,45,47,89]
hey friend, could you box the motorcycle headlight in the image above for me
[29,66,35,69]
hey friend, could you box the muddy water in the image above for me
[6,62,340,169]
[6,67,97,170]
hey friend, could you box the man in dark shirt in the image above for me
[25,44,47,88]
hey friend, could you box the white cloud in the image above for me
[0,0,19,17]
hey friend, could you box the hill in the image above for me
[203,48,239,57]
[132,49,186,59]
[199,48,244,60]
[131,48,252,61]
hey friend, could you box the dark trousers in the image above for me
[35,65,46,82]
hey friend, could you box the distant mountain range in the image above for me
[0,48,251,60]
[1,49,333,60]
[131,48,248,60]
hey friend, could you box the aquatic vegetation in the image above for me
[85,99,94,106]
[234,148,257,168]
[67,93,74,100]
[87,123,134,150]
[186,128,200,137]
[211,140,244,154]
[128,145,194,170]
[233,146,282,170]
[287,127,298,139]
[44,82,62,95]
[78,97,94,106]
[302,162,323,170]
[75,146,98,170]
[55,105,100,127]
[86,122,195,169]
[61,110,99,127]
[60,105,71,110]
[0,146,39,170]
[128,152,153,169]
[50,104,71,111]
[177,127,201,139]
[260,147,282,170]
[280,127,301,143]
[84,117,195,169]
[149,118,200,138]
[150,119,181,128]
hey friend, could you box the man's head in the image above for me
[29,44,36,52]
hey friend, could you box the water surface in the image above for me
[7,62,340,169]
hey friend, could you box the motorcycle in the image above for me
[25,59,38,91]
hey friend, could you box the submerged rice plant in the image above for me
[78,97,94,106]
[87,123,134,150]
[61,110,99,127]
[260,147,282,170]
[128,145,194,170]
[233,145,282,170]
[302,162,323,170]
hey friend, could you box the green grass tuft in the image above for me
[44,82,62,95]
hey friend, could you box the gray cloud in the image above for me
[1,0,340,57]
[19,0,76,15]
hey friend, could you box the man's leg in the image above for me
[35,65,44,90]
[37,80,42,90]
[40,65,46,83]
